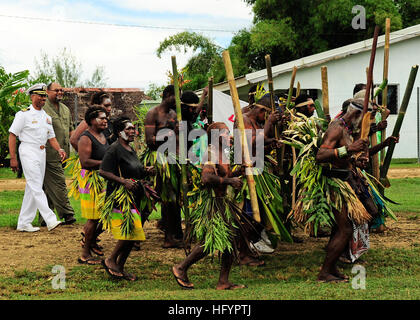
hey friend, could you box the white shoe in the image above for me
[47,221,62,231]
[260,229,272,246]
[17,225,40,232]
[251,239,275,254]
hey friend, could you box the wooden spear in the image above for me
[380,65,419,184]
[171,56,190,230]
[222,50,261,223]
[380,18,391,167]
[207,76,214,125]
[321,66,330,119]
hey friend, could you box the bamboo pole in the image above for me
[265,54,281,165]
[296,81,301,97]
[278,66,298,175]
[366,66,380,180]
[222,50,261,223]
[286,67,298,109]
[171,56,190,232]
[321,66,330,119]
[380,65,419,183]
[207,76,214,125]
[380,18,391,167]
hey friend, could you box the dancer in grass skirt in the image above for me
[99,117,156,281]
[172,122,254,290]
[77,106,109,265]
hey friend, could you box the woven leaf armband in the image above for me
[337,146,348,158]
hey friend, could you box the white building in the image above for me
[204,24,420,159]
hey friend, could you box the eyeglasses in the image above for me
[49,89,63,93]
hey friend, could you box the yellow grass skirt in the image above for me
[108,208,146,241]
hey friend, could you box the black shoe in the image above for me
[63,216,76,225]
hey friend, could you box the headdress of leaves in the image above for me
[254,82,268,104]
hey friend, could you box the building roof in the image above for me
[201,23,420,94]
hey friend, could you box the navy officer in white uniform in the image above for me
[8,83,65,232]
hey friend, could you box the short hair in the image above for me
[90,91,111,105]
[181,90,199,105]
[342,98,352,113]
[162,85,175,100]
[113,116,132,134]
[353,83,366,96]
[85,105,107,126]
[47,82,58,90]
[248,84,258,104]
[294,93,310,107]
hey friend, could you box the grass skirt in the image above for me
[78,169,105,220]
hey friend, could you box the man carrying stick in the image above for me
[144,85,184,248]
[315,100,378,282]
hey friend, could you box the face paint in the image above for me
[120,130,129,141]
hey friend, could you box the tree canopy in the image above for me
[154,0,420,91]
[33,47,107,88]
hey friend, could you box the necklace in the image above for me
[339,118,352,134]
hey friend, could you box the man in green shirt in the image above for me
[42,82,76,225]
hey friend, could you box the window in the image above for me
[376,84,398,115]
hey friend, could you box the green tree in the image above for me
[33,47,107,87]
[239,0,416,68]
[0,66,30,163]
[156,32,225,91]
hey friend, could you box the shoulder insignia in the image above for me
[21,108,29,112]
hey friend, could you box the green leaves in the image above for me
[0,66,31,162]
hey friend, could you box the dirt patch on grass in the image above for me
[387,168,420,179]
[0,167,418,191]
[0,214,418,277]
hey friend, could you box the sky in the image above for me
[0,0,253,91]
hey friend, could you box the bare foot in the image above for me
[216,282,247,290]
[163,239,184,249]
[239,255,265,267]
[317,271,349,283]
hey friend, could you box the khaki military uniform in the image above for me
[43,99,75,221]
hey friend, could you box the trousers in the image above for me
[43,160,74,219]
[17,143,60,228]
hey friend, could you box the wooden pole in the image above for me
[222,50,261,223]
[363,25,380,116]
[171,56,190,229]
[286,67,298,109]
[321,66,330,119]
[380,18,391,167]
[265,54,281,164]
[207,76,214,125]
[380,65,419,183]
[279,66,297,175]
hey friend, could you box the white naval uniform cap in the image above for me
[26,83,48,96]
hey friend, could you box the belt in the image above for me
[21,142,47,149]
[321,167,351,181]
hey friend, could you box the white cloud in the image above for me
[104,0,253,20]
[0,0,253,90]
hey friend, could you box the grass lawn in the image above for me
[0,167,419,300]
